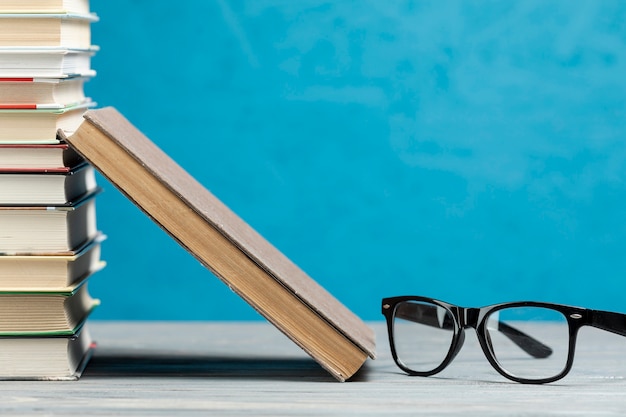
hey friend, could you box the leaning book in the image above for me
[62,107,376,382]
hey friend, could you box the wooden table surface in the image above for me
[1,321,625,416]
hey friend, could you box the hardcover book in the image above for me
[0,324,94,380]
[0,101,94,143]
[0,192,99,253]
[0,163,97,204]
[61,107,376,381]
[0,48,96,78]
[0,13,97,49]
[0,237,104,291]
[0,77,88,109]
[0,0,90,15]
[0,282,98,334]
[0,143,83,170]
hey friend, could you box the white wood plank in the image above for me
[0,322,624,416]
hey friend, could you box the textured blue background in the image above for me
[86,1,626,321]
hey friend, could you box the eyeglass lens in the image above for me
[392,301,571,381]
[485,306,569,380]
[392,300,456,373]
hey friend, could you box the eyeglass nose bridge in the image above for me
[451,307,498,366]
[458,307,481,329]
[445,307,479,363]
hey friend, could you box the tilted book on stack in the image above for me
[0,0,103,380]
[61,107,377,382]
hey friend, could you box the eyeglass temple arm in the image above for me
[495,321,552,359]
[589,310,626,337]
[394,305,552,359]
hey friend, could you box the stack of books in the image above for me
[0,0,103,380]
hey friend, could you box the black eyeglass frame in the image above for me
[382,295,626,384]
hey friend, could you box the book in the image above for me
[0,192,99,254]
[0,282,98,334]
[0,48,96,78]
[0,0,90,15]
[0,143,83,169]
[0,13,97,49]
[0,163,97,204]
[0,237,104,291]
[0,101,94,143]
[61,107,376,382]
[0,77,88,109]
[0,324,94,380]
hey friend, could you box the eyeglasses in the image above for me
[381,295,626,384]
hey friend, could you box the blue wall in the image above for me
[87,1,626,321]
